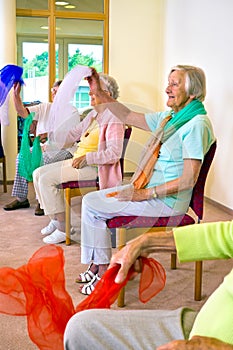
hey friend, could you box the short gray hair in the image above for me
[170,65,206,101]
[99,73,120,99]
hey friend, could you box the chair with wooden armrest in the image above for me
[57,127,132,245]
[106,141,217,307]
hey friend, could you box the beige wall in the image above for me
[109,0,166,172]
[109,0,233,210]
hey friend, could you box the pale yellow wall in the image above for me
[109,0,233,210]
[163,0,233,210]
[109,0,166,172]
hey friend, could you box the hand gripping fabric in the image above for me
[0,64,24,106]
[0,246,166,350]
[76,256,166,312]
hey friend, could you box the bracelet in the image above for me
[152,187,157,199]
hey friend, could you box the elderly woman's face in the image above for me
[89,80,110,106]
[165,70,194,113]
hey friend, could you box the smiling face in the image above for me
[89,80,110,106]
[165,70,195,113]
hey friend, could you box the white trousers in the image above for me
[64,307,197,350]
[81,185,180,265]
[33,159,97,216]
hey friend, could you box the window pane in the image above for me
[17,17,49,103]
[22,42,49,103]
[55,0,104,13]
[68,42,103,108]
[68,43,103,72]
[56,18,104,109]
[16,0,48,10]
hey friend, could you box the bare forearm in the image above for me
[148,158,202,199]
[153,177,195,198]
[128,176,195,202]
[87,71,149,129]
[139,230,175,254]
[13,95,29,118]
[95,98,149,130]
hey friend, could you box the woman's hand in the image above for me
[13,82,21,96]
[39,133,48,144]
[109,235,148,284]
[86,68,102,96]
[157,336,233,350]
[72,155,87,169]
[114,187,152,202]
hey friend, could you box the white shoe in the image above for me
[43,229,66,244]
[41,220,57,235]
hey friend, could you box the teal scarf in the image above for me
[131,99,207,189]
[163,99,207,141]
[18,113,43,181]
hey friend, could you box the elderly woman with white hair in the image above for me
[33,73,125,244]
[75,65,216,295]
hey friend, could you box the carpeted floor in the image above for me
[0,183,232,349]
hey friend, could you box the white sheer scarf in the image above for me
[47,65,91,151]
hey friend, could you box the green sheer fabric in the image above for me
[18,113,43,181]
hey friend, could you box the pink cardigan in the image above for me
[66,109,125,189]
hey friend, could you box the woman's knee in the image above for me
[32,167,40,183]
[82,190,99,206]
[64,310,96,349]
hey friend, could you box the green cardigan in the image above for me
[174,221,233,345]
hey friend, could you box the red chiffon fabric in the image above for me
[0,246,166,349]
[77,256,166,312]
[0,246,75,349]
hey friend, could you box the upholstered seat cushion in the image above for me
[57,179,99,190]
[107,214,195,229]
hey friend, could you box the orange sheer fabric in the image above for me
[0,246,75,349]
[106,115,172,197]
[0,246,166,349]
[131,115,172,189]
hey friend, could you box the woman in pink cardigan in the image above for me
[33,73,125,244]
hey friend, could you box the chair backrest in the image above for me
[190,141,217,220]
[120,126,132,176]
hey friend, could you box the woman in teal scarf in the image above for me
[56,66,216,296]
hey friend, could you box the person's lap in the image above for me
[64,307,196,350]
[82,184,177,221]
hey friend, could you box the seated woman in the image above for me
[64,221,233,350]
[75,65,216,295]
[33,73,125,244]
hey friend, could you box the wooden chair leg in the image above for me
[117,287,125,307]
[65,188,71,246]
[170,253,177,269]
[194,260,202,301]
[117,227,126,307]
